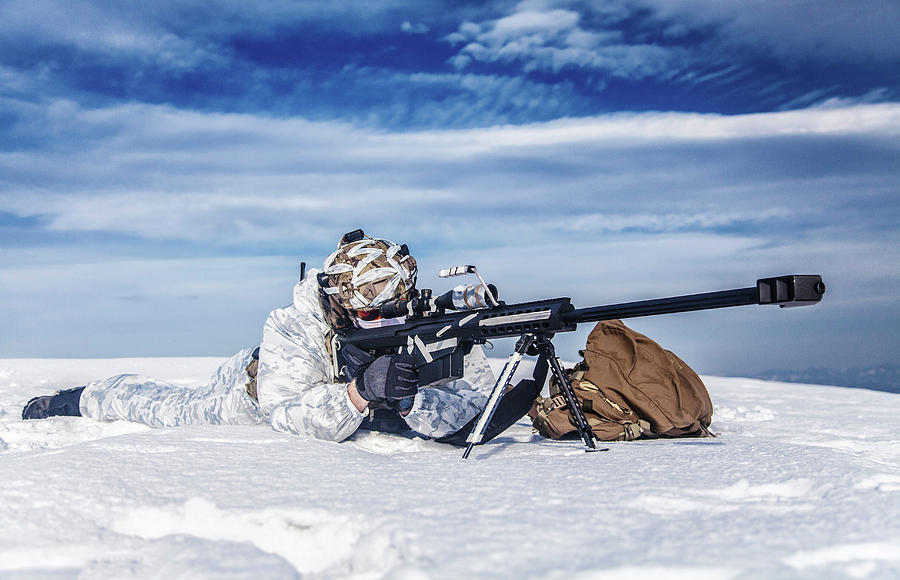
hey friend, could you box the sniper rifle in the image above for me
[333,267,826,459]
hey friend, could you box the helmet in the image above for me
[317,229,417,329]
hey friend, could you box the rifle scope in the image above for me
[379,283,500,319]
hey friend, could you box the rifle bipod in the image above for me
[462,332,607,459]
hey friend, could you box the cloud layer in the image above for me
[1,1,898,375]
[2,0,896,128]
[2,100,897,372]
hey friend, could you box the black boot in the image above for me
[22,387,86,420]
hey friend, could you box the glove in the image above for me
[355,354,419,408]
[341,344,376,381]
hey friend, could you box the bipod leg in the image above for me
[462,333,534,459]
[536,338,599,452]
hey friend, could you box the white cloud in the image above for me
[635,0,900,62]
[446,5,684,78]
[2,100,898,246]
[0,0,226,72]
[330,67,588,127]
[1,0,896,365]
[382,104,900,157]
[401,21,430,34]
[1,99,897,365]
[562,209,793,234]
[0,0,436,42]
[444,0,900,84]
[1,97,896,346]
[2,98,897,254]
[813,89,897,109]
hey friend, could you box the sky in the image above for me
[0,0,898,376]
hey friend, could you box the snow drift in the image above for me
[0,357,897,579]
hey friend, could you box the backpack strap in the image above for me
[531,392,653,442]
[531,394,570,438]
[585,415,649,441]
[623,420,652,441]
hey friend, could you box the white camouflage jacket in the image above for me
[257,270,495,441]
[80,269,495,442]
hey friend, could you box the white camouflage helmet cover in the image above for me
[319,231,417,316]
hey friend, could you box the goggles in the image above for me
[353,309,383,322]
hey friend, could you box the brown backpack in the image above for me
[529,319,713,441]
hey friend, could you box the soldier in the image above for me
[22,230,498,442]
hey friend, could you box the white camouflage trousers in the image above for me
[79,348,265,428]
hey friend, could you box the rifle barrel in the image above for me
[563,287,758,325]
[563,275,824,326]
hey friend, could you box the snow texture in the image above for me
[0,357,898,579]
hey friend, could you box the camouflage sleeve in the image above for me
[402,345,495,438]
[256,280,366,442]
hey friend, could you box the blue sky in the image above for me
[1,0,898,376]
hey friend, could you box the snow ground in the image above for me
[0,357,898,580]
